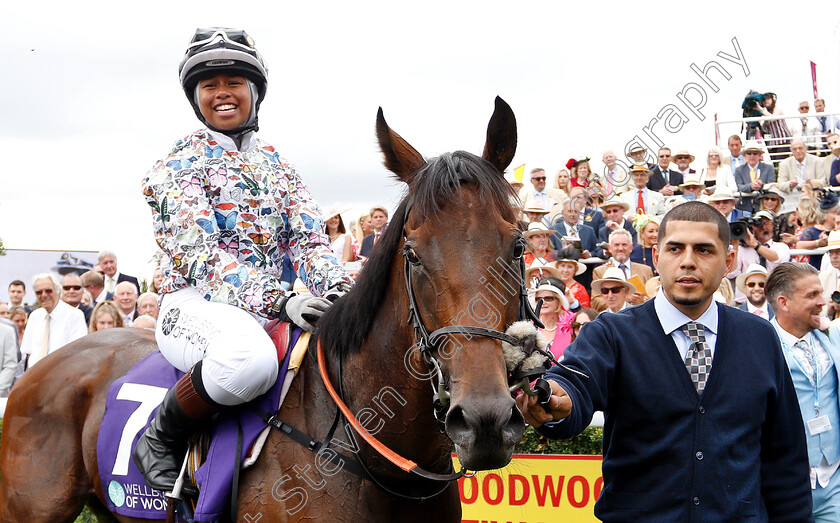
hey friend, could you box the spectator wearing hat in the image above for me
[523,222,557,265]
[648,147,683,196]
[677,174,705,203]
[796,194,839,270]
[620,163,665,217]
[526,259,563,289]
[549,197,599,259]
[708,189,752,222]
[828,146,840,188]
[553,248,590,308]
[534,277,580,361]
[325,204,354,264]
[700,147,737,196]
[597,198,636,244]
[820,135,840,181]
[568,158,594,190]
[627,145,654,170]
[779,139,823,205]
[519,168,567,211]
[590,229,653,312]
[522,203,551,226]
[765,262,840,522]
[734,141,777,212]
[819,231,840,318]
[591,266,636,314]
[673,150,697,184]
[736,264,774,320]
[631,214,660,276]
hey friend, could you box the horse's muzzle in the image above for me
[445,395,526,470]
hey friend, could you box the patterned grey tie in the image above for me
[794,339,818,382]
[680,322,713,393]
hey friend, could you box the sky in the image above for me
[3,0,840,285]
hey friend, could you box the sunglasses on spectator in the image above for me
[745,152,761,156]
[746,281,765,288]
[537,296,557,302]
[63,285,82,291]
[532,177,546,181]
[35,289,54,296]
[600,286,625,294]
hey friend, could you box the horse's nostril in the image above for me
[445,405,469,438]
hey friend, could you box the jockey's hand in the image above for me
[515,380,572,427]
[285,294,332,333]
[324,284,351,303]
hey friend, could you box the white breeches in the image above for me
[156,288,278,406]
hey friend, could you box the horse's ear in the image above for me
[376,107,426,183]
[482,96,517,174]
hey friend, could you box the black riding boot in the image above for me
[133,362,221,493]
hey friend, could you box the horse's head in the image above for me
[376,97,527,470]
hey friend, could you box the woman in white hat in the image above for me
[630,214,660,276]
[534,277,580,361]
[325,204,354,263]
[524,222,557,265]
[553,247,590,308]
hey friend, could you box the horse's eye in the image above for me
[405,246,421,265]
[512,240,525,259]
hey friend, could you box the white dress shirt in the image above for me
[19,300,88,365]
[654,291,719,361]
[745,301,771,319]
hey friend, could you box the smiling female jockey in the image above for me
[135,27,352,494]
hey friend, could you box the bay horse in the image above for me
[0,97,529,522]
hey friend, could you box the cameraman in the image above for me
[728,210,791,302]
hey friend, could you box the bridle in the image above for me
[401,232,544,428]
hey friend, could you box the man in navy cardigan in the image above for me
[518,201,812,521]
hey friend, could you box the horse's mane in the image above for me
[318,151,517,360]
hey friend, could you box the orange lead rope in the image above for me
[316,339,419,473]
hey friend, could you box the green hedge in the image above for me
[515,425,603,455]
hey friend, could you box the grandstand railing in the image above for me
[715,112,840,167]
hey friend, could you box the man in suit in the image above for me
[672,149,697,189]
[7,280,32,314]
[647,147,683,196]
[519,168,567,211]
[778,139,823,207]
[98,250,140,297]
[734,141,776,212]
[725,134,746,173]
[359,205,389,258]
[60,273,92,325]
[597,198,636,244]
[619,163,665,216]
[736,264,774,320]
[517,201,813,521]
[768,262,840,521]
[549,197,598,259]
[81,270,106,304]
[114,281,139,326]
[822,135,840,183]
[708,189,751,222]
[600,150,631,197]
[590,228,653,311]
[819,231,840,317]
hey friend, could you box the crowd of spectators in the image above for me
[0,250,160,398]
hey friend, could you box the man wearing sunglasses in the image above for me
[19,273,87,370]
[60,273,92,325]
[137,27,353,494]
[736,264,773,320]
[517,201,812,521]
[519,167,566,212]
[734,141,776,212]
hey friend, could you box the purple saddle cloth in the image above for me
[96,330,299,521]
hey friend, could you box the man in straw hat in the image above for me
[708,189,751,222]
[517,201,812,521]
[648,147,683,196]
[620,163,665,217]
[672,149,697,187]
[766,262,840,521]
[677,174,706,203]
[597,197,636,244]
[591,266,636,314]
[590,228,653,312]
[734,140,776,212]
[736,264,774,320]
[819,230,840,317]
[522,203,551,225]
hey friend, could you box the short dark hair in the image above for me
[8,280,24,290]
[765,262,820,313]
[658,201,730,247]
